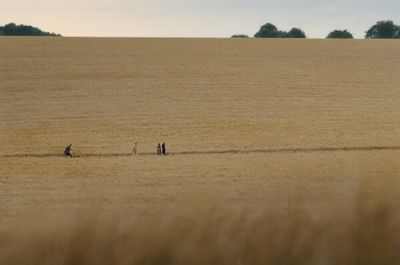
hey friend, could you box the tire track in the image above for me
[1,145,400,159]
[172,145,400,155]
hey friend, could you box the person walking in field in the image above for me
[133,142,138,156]
[162,143,167,155]
[157,143,162,155]
[64,144,73,158]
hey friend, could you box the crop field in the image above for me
[0,37,400,264]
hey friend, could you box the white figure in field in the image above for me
[133,142,138,156]
[157,143,162,155]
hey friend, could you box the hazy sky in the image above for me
[2,0,399,38]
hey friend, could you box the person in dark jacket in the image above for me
[161,143,167,155]
[64,144,73,157]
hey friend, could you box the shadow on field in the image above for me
[0,195,399,265]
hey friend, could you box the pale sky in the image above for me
[1,0,399,38]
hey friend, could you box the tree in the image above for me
[365,20,400,39]
[231,34,249,38]
[327,30,354,39]
[284,28,306,38]
[255,23,306,38]
[0,23,61,36]
[254,23,280,38]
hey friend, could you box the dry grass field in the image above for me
[0,37,400,264]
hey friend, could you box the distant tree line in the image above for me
[231,34,249,38]
[326,30,353,39]
[0,23,61,36]
[252,23,306,38]
[232,20,400,39]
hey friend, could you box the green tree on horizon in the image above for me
[0,23,61,36]
[254,23,280,38]
[254,23,306,38]
[327,30,354,39]
[365,20,400,39]
[283,28,306,38]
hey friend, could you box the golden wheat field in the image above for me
[0,37,400,264]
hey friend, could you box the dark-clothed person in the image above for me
[64,144,72,157]
[162,143,166,155]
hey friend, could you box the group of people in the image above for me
[63,142,167,158]
[132,142,167,156]
[157,143,167,155]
